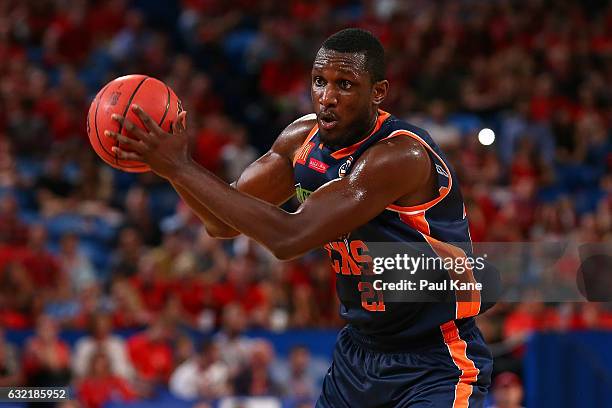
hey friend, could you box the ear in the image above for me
[372,80,389,107]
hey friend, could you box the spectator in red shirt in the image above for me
[0,261,37,329]
[22,315,71,387]
[172,267,213,324]
[490,371,524,408]
[0,194,29,245]
[44,4,92,66]
[192,113,233,174]
[562,303,612,331]
[85,0,126,40]
[503,291,560,356]
[213,255,269,325]
[20,224,61,293]
[259,45,306,99]
[77,351,137,408]
[109,279,151,329]
[128,255,171,316]
[126,317,175,385]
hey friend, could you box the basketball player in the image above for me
[107,28,495,407]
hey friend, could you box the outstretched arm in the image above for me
[107,105,434,259]
[135,112,313,239]
[165,112,234,237]
[173,138,432,259]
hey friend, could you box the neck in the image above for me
[352,110,380,144]
[328,110,379,150]
[365,109,379,135]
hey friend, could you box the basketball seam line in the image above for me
[93,83,116,161]
[158,85,171,127]
[115,76,150,166]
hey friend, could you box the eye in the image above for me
[340,80,352,90]
[313,76,326,87]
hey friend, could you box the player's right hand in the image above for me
[106,105,191,180]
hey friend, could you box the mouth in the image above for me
[318,111,339,130]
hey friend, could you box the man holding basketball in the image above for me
[106,29,494,407]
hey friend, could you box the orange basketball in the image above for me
[86,75,182,173]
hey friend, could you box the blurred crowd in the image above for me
[0,0,610,406]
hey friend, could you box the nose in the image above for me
[319,85,338,108]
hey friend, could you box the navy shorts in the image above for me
[316,321,493,408]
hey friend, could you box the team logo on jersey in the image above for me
[435,163,449,178]
[338,156,354,178]
[295,183,313,203]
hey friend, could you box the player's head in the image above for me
[312,28,389,148]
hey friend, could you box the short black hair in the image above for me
[320,28,386,82]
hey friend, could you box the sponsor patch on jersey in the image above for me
[308,158,329,173]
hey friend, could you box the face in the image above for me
[223,304,247,335]
[93,315,111,338]
[311,49,388,148]
[494,384,523,407]
[289,347,309,372]
[37,316,57,342]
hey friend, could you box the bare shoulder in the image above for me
[354,135,432,178]
[270,113,318,159]
[349,134,436,206]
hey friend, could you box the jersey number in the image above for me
[358,282,386,312]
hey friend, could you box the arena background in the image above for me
[0,0,611,407]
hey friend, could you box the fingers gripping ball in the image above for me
[87,75,182,172]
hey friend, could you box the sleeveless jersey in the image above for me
[293,110,495,348]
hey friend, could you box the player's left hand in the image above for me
[105,104,189,180]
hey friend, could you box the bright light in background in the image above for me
[478,128,495,146]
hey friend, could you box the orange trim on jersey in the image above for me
[387,128,478,317]
[398,211,431,236]
[395,210,480,318]
[292,124,320,166]
[382,129,453,213]
[424,235,481,319]
[294,142,315,166]
[329,110,391,159]
[440,321,480,408]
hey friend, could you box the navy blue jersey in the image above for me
[293,110,493,348]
